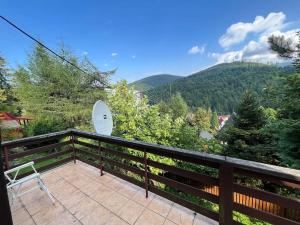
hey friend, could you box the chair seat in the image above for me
[7,173,40,189]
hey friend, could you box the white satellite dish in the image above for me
[92,100,113,135]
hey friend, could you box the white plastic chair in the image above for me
[4,161,55,204]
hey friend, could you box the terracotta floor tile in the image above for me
[21,218,37,225]
[24,196,55,216]
[9,198,23,212]
[167,203,195,225]
[117,183,140,199]
[51,181,77,201]
[41,171,64,187]
[193,214,218,225]
[104,215,129,225]
[21,192,54,216]
[106,178,125,191]
[102,192,129,214]
[32,203,65,225]
[92,185,115,203]
[58,189,86,209]
[147,195,173,217]
[79,180,101,196]
[10,162,220,225]
[132,189,155,207]
[134,208,165,225]
[80,205,111,225]
[117,200,144,224]
[47,211,79,225]
[12,207,32,225]
[164,219,177,225]
[98,173,114,183]
[69,197,99,220]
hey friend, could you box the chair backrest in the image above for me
[4,161,37,184]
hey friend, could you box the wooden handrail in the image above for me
[1,128,300,225]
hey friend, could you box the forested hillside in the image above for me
[146,62,295,113]
[130,74,181,91]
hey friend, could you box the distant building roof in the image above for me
[0,112,32,129]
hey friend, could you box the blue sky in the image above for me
[1,0,300,82]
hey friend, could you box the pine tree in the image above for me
[0,56,17,113]
[268,31,300,168]
[220,91,276,163]
[234,91,265,130]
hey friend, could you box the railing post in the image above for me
[219,162,233,225]
[144,150,149,198]
[0,131,13,225]
[98,141,104,176]
[71,134,76,164]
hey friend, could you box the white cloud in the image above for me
[111,53,118,57]
[82,51,88,56]
[132,55,136,59]
[188,45,205,55]
[212,29,299,64]
[219,12,286,48]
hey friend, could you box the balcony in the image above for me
[1,129,300,225]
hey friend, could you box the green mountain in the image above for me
[146,62,295,113]
[130,74,181,91]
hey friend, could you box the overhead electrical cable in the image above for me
[0,15,111,87]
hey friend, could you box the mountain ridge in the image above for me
[144,62,295,113]
[130,74,182,91]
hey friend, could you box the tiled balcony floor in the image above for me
[10,161,218,225]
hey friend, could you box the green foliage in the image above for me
[210,111,219,131]
[0,56,20,114]
[269,74,300,168]
[235,91,265,129]
[146,62,295,113]
[262,107,278,123]
[108,81,185,146]
[168,92,189,119]
[14,44,111,128]
[267,32,300,169]
[219,91,277,164]
[194,107,211,131]
[24,115,69,136]
[0,89,6,102]
[130,74,181,91]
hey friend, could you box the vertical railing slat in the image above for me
[144,150,149,198]
[99,141,104,176]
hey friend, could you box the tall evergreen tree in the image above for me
[14,44,113,127]
[268,31,300,168]
[219,91,276,163]
[0,56,18,113]
[168,92,188,120]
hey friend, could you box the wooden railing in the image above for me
[1,129,300,225]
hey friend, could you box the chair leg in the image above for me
[37,178,55,204]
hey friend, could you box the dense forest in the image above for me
[145,62,295,113]
[130,74,181,91]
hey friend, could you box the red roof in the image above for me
[0,112,32,121]
[0,112,16,121]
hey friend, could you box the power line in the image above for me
[0,15,110,86]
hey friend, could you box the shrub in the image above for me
[24,116,69,137]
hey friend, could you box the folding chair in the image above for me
[4,161,55,204]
